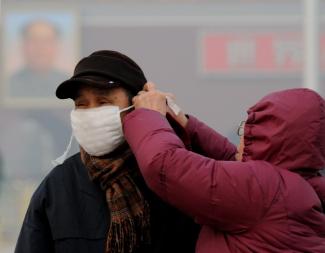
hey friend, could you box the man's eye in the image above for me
[75,102,86,108]
[99,100,110,105]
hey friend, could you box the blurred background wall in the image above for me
[0,0,324,251]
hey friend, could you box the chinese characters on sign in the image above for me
[202,32,324,75]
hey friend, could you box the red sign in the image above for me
[202,32,324,74]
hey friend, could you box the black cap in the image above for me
[56,50,147,99]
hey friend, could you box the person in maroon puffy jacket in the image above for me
[123,83,325,253]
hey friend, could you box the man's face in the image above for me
[73,84,131,119]
[22,22,59,71]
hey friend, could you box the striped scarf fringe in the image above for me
[81,147,150,253]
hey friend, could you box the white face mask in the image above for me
[52,96,180,166]
[71,105,133,156]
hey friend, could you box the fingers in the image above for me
[143,82,156,91]
[137,91,146,96]
[132,96,138,104]
[133,91,147,104]
[132,87,167,116]
[139,90,175,100]
[133,82,181,118]
[142,82,175,99]
[164,92,175,100]
[137,82,176,108]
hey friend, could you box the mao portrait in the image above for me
[2,11,78,106]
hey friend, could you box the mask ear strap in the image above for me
[52,133,74,166]
[120,98,181,115]
[120,105,134,113]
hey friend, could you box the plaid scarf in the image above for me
[80,145,150,253]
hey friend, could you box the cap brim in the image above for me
[56,77,118,99]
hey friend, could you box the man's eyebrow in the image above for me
[93,89,112,96]
[74,93,84,101]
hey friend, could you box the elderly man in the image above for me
[15,50,199,253]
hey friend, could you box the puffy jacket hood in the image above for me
[243,88,325,172]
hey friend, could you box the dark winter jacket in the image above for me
[15,153,200,253]
[123,88,325,252]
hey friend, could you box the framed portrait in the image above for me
[1,7,79,107]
